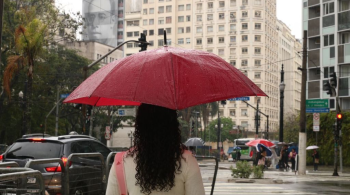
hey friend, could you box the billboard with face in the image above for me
[82,0,119,47]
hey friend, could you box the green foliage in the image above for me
[252,165,264,179]
[283,113,300,143]
[205,117,236,142]
[230,161,253,178]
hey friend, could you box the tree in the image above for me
[205,117,235,142]
[283,113,299,143]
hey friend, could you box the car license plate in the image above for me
[27,177,36,184]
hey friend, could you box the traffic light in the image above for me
[191,120,195,135]
[86,105,93,116]
[336,113,343,139]
[138,33,148,52]
[221,100,227,105]
[330,72,337,88]
[323,81,332,96]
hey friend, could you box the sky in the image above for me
[56,0,303,39]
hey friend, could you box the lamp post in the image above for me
[128,131,133,148]
[19,85,27,136]
[279,65,286,142]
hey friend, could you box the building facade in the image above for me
[303,0,350,110]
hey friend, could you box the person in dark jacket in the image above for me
[312,149,320,171]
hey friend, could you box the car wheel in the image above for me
[74,185,88,195]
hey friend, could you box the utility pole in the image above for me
[243,100,269,138]
[217,102,221,161]
[255,99,259,139]
[279,64,285,142]
[298,30,308,175]
[55,86,59,136]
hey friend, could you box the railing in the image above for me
[0,161,19,168]
[195,156,218,195]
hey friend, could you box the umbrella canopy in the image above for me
[233,146,242,150]
[306,145,319,150]
[277,142,290,146]
[256,144,272,157]
[184,137,204,147]
[227,147,234,154]
[64,47,267,110]
[245,139,275,147]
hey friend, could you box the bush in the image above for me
[252,165,264,179]
[230,161,253,178]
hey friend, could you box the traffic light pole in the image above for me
[242,100,269,139]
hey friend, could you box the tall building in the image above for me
[277,20,302,116]
[303,0,350,110]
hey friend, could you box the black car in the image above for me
[0,144,7,154]
[0,134,112,195]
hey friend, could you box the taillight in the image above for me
[45,157,70,172]
[62,157,68,166]
[0,154,3,162]
[31,138,44,141]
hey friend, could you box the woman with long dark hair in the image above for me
[106,104,205,195]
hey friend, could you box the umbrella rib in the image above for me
[169,52,179,109]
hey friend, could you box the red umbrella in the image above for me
[245,139,275,148]
[64,47,267,110]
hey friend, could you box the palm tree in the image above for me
[199,102,218,141]
[3,14,47,134]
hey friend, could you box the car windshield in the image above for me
[6,141,62,159]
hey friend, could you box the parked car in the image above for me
[0,133,112,195]
[0,144,8,154]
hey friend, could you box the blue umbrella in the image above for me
[233,146,241,150]
[256,144,272,157]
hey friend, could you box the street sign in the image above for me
[60,94,70,98]
[306,108,330,113]
[105,126,111,140]
[313,126,320,132]
[228,97,250,101]
[306,99,329,108]
[313,113,320,126]
[117,108,136,116]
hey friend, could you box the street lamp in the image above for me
[279,81,286,142]
[192,111,200,137]
[18,90,26,136]
[128,131,133,148]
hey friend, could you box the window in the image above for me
[207,49,213,53]
[208,2,213,9]
[127,21,139,26]
[219,13,225,20]
[143,30,147,36]
[230,60,236,66]
[219,37,225,43]
[242,35,248,41]
[149,30,154,35]
[255,23,261,29]
[127,32,133,37]
[178,16,184,22]
[158,6,164,13]
[165,28,171,34]
[196,38,202,45]
[255,35,261,42]
[158,28,164,35]
[218,49,224,56]
[178,27,184,33]
[167,39,171,45]
[230,0,236,6]
[142,19,147,26]
[196,27,202,33]
[242,11,248,17]
[255,60,261,66]
[255,72,261,79]
[158,17,164,24]
[178,38,184,44]
[323,2,334,15]
[330,47,335,58]
[143,9,147,15]
[166,5,172,12]
[324,34,334,46]
[255,0,261,5]
[255,11,261,17]
[230,12,236,19]
[127,43,133,48]
[144,0,148,3]
[241,109,248,116]
[149,19,154,25]
[219,1,225,7]
[178,5,184,11]
[158,39,164,46]
[90,142,111,159]
[242,47,248,54]
[197,3,202,10]
[340,32,350,44]
[243,0,248,5]
[230,109,236,116]
[207,26,213,32]
[149,8,154,14]
[255,47,261,54]
[230,24,236,30]
[207,38,213,44]
[242,23,248,29]
[207,14,213,21]
[340,0,350,12]
[186,15,191,22]
[219,25,225,31]
[166,17,172,24]
[323,66,335,78]
[230,36,236,42]
[186,38,191,44]
[242,60,248,66]
[186,27,191,33]
[230,48,236,55]
[186,4,191,10]
[197,15,202,21]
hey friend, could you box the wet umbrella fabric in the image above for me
[184,138,205,147]
[64,47,267,110]
[233,146,242,150]
[256,144,272,157]
[306,145,319,150]
[245,139,275,148]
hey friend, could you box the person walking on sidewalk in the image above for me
[312,149,320,171]
[289,149,297,171]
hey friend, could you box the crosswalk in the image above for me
[203,183,317,195]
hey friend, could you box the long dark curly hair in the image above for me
[127,104,185,194]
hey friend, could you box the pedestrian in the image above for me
[289,148,297,171]
[257,146,267,171]
[189,146,196,156]
[312,149,320,171]
[236,150,241,161]
[280,145,290,170]
[106,104,205,195]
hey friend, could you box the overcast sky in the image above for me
[56,0,302,39]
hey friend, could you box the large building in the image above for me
[303,0,350,110]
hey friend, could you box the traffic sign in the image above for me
[105,126,111,140]
[60,94,70,98]
[117,108,136,116]
[306,99,329,108]
[306,108,330,113]
[228,97,250,101]
[313,126,320,132]
[313,113,320,126]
